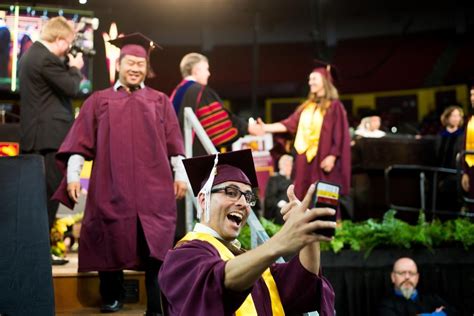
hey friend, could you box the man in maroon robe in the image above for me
[159,149,335,315]
[53,33,187,315]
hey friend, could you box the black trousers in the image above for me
[98,259,163,313]
[98,220,163,313]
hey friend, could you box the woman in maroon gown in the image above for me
[258,65,351,210]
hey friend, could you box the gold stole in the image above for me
[294,101,324,163]
[179,232,285,316]
[466,117,474,167]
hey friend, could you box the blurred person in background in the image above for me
[256,62,351,219]
[170,52,262,153]
[264,154,294,224]
[354,115,386,138]
[19,16,84,230]
[461,86,474,207]
[435,106,464,213]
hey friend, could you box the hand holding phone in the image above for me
[313,181,339,238]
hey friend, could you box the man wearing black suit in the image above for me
[19,16,84,229]
[0,11,11,80]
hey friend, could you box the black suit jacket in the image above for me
[19,41,82,152]
[378,292,457,315]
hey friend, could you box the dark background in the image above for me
[3,0,474,119]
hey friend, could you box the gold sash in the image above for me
[294,101,324,163]
[466,117,474,167]
[179,232,285,316]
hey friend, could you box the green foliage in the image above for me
[238,224,251,250]
[238,211,474,255]
[237,217,281,250]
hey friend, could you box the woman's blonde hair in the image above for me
[40,16,75,43]
[297,71,339,113]
[180,53,208,78]
[440,105,464,127]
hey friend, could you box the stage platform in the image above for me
[53,253,147,315]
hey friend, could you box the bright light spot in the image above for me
[79,0,87,4]
[391,126,398,133]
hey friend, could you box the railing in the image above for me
[385,163,473,217]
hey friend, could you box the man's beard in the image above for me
[399,284,415,299]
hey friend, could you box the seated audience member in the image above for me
[354,115,386,138]
[378,257,457,315]
[159,149,336,315]
[264,154,294,224]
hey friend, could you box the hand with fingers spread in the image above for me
[274,184,336,274]
[280,184,303,222]
[272,184,335,257]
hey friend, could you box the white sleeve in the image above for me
[170,155,187,182]
[67,154,85,184]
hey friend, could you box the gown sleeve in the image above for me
[159,240,252,316]
[52,93,99,208]
[161,93,185,157]
[270,257,335,315]
[280,107,302,135]
[196,86,247,148]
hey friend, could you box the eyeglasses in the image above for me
[211,185,256,207]
[393,271,418,277]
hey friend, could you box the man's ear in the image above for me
[390,272,395,284]
[197,192,207,222]
[197,192,206,209]
[116,58,121,72]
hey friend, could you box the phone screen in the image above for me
[313,181,339,237]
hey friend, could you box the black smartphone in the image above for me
[312,181,339,238]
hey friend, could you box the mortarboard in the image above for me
[109,32,161,59]
[312,59,338,84]
[183,149,258,196]
[182,149,258,222]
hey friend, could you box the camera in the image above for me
[69,17,99,57]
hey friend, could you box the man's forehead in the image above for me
[215,181,251,191]
[394,258,417,271]
[122,55,147,63]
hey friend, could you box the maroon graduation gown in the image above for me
[461,125,474,212]
[281,100,351,199]
[158,240,335,316]
[53,87,185,272]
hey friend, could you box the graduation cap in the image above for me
[312,59,338,84]
[183,149,258,196]
[109,32,162,59]
[182,149,258,222]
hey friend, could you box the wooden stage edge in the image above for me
[53,253,147,315]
